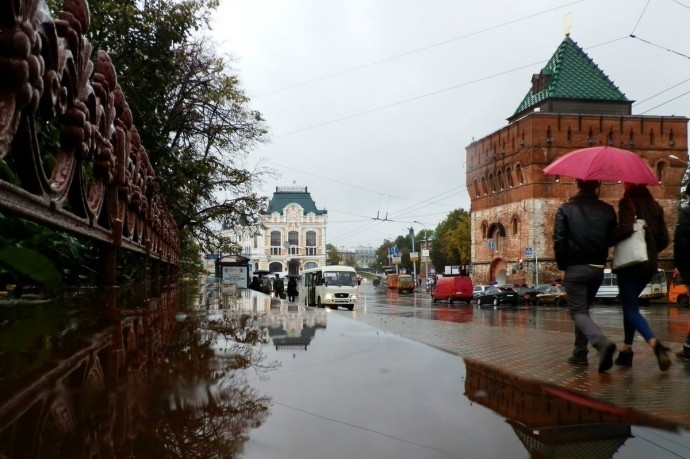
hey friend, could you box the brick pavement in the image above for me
[344,311,690,429]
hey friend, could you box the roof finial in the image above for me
[563,12,573,36]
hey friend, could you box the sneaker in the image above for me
[654,341,672,372]
[598,341,617,373]
[567,354,589,366]
[676,345,690,361]
[614,348,634,366]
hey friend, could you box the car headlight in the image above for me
[351,295,357,300]
[325,294,333,300]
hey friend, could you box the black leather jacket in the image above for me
[553,190,617,270]
[674,204,690,279]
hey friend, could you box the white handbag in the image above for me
[612,218,648,269]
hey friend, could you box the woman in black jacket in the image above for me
[613,183,671,371]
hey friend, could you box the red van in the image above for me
[431,276,473,304]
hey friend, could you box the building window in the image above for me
[506,167,514,188]
[515,164,524,185]
[305,262,318,270]
[306,231,317,256]
[288,231,299,255]
[511,216,518,236]
[270,231,281,256]
[481,221,488,240]
[656,162,665,182]
[481,176,488,195]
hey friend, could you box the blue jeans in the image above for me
[616,265,656,345]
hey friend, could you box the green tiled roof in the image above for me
[264,187,327,215]
[513,35,629,116]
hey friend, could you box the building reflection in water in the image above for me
[0,277,320,458]
[463,358,678,459]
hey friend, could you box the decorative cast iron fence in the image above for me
[0,0,179,283]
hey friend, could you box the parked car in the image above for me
[474,286,519,307]
[431,276,474,304]
[472,284,492,297]
[514,286,538,305]
[536,285,567,306]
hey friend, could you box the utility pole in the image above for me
[409,227,416,284]
[414,221,429,279]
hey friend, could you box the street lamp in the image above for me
[670,155,689,165]
[407,227,417,284]
[414,221,429,279]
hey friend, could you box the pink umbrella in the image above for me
[543,146,659,185]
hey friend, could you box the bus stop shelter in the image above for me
[215,255,250,288]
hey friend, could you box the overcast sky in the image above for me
[212,0,690,249]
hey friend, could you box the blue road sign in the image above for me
[525,247,533,259]
[488,239,494,250]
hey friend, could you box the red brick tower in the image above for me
[466,34,688,286]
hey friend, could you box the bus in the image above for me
[301,265,358,310]
[595,268,667,302]
[669,269,689,308]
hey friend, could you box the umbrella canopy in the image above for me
[543,146,659,185]
[252,270,271,276]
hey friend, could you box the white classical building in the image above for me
[222,186,328,276]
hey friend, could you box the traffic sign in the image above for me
[525,247,533,259]
[488,239,494,250]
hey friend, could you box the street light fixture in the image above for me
[670,155,689,165]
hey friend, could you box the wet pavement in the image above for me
[2,278,690,458]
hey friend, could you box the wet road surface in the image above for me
[2,278,690,458]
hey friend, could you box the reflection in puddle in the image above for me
[0,277,324,458]
[463,358,678,458]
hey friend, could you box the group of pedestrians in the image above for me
[249,273,299,302]
[554,180,689,373]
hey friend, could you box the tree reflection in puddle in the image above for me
[0,279,284,458]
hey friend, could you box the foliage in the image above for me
[326,244,341,265]
[0,213,99,295]
[45,0,270,275]
[429,209,472,270]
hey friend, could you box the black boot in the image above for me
[614,348,634,366]
[654,341,671,371]
[567,350,588,366]
[598,340,617,373]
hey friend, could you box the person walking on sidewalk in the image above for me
[612,183,671,371]
[675,185,690,360]
[273,274,285,299]
[553,179,619,372]
[287,276,298,303]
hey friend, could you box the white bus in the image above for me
[301,265,358,310]
[595,268,667,302]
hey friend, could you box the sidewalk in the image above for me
[345,308,690,429]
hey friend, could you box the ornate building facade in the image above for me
[223,186,328,275]
[467,34,688,286]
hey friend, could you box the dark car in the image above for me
[474,286,519,307]
[514,286,538,305]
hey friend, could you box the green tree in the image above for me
[46,0,270,275]
[326,244,341,265]
[430,209,471,271]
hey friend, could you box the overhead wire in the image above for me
[262,1,690,246]
[252,0,584,98]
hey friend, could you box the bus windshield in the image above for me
[324,270,357,286]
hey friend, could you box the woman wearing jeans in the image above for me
[613,183,671,371]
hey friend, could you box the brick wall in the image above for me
[467,112,688,285]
